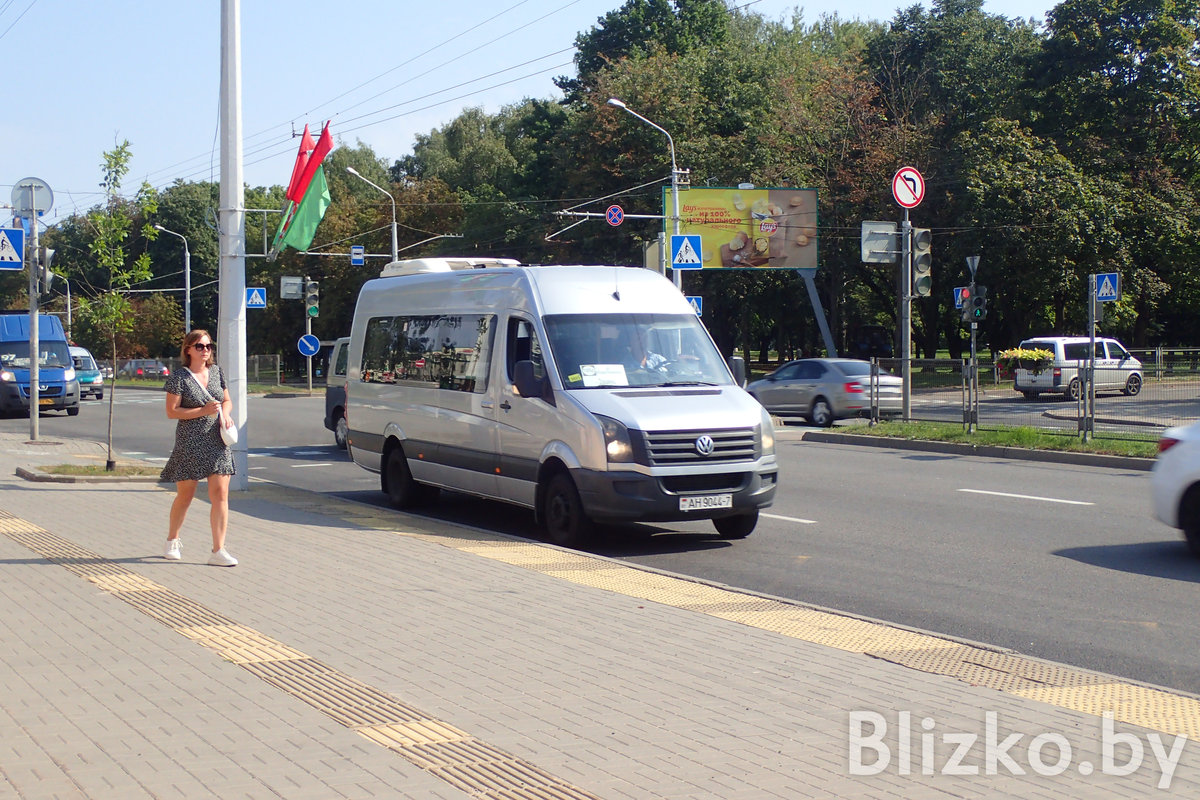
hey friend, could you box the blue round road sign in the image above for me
[606,205,624,226]
[298,334,321,357]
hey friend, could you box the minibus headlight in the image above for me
[760,407,776,455]
[597,415,634,463]
[64,368,76,381]
[0,370,13,382]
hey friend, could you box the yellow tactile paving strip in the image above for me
[0,509,601,800]
[244,483,1200,741]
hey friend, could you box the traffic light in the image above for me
[37,246,55,295]
[911,228,932,297]
[960,284,973,323]
[971,285,988,321]
[304,279,319,318]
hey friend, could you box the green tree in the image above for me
[76,142,159,468]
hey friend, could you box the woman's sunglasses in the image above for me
[193,343,215,351]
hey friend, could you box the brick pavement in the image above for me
[0,431,1197,798]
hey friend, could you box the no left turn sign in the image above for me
[892,167,925,209]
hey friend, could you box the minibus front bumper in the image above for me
[573,465,777,523]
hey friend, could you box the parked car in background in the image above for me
[119,359,170,379]
[1012,336,1142,401]
[70,346,104,400]
[324,336,350,449]
[1152,421,1200,556]
[746,357,902,427]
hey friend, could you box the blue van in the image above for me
[0,312,80,416]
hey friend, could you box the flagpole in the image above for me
[220,0,248,490]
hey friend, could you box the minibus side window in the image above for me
[506,318,544,382]
[360,314,494,393]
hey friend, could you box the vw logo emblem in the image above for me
[694,435,715,456]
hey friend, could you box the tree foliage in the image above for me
[53,0,1200,367]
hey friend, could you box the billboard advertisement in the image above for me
[663,186,818,269]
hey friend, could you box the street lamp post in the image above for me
[608,97,683,289]
[346,167,398,263]
[154,224,191,332]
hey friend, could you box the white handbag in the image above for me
[186,368,237,446]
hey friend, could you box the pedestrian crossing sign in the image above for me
[1095,272,1120,302]
[246,287,267,309]
[0,228,24,270]
[670,235,703,270]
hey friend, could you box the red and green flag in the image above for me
[270,121,333,258]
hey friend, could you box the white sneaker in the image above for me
[163,538,182,560]
[207,548,238,567]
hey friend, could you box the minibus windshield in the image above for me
[544,313,731,389]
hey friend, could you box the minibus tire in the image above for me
[67,406,80,417]
[714,511,757,539]
[540,473,593,548]
[384,446,422,509]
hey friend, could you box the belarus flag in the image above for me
[270,121,333,256]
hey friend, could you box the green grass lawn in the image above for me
[838,419,1159,459]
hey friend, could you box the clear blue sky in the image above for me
[3,0,1054,226]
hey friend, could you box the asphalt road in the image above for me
[8,389,1199,697]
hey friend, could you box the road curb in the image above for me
[800,431,1155,471]
[14,466,167,484]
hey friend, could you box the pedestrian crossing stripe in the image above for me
[0,230,21,263]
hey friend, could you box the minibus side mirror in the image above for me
[728,355,746,387]
[514,360,554,404]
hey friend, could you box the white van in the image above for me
[1012,335,1143,400]
[346,258,778,547]
[323,336,350,448]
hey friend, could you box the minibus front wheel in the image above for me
[540,473,593,549]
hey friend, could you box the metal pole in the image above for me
[671,164,681,290]
[346,168,398,262]
[1085,274,1096,442]
[969,321,978,434]
[900,211,912,421]
[155,225,191,333]
[65,279,71,340]
[184,245,192,333]
[219,0,248,490]
[28,211,40,441]
[607,99,682,289]
[305,312,313,395]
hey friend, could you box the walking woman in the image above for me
[159,329,238,566]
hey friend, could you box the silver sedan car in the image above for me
[746,358,902,426]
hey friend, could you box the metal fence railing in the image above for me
[872,354,1199,440]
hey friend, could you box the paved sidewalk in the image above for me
[1,431,1198,798]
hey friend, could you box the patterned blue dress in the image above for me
[159,365,236,482]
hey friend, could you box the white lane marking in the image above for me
[291,462,334,468]
[958,488,1093,506]
[292,450,327,456]
[763,513,817,524]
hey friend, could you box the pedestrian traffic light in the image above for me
[304,279,319,318]
[971,285,988,321]
[911,228,932,297]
